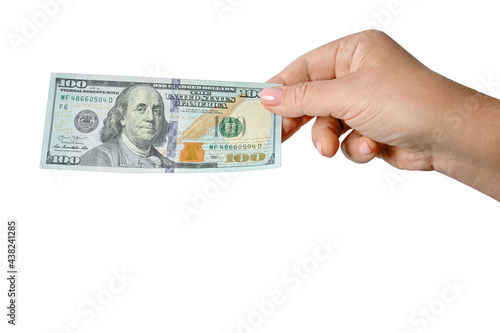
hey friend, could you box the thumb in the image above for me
[260,79,353,119]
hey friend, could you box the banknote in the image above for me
[41,73,281,173]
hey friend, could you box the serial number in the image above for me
[60,95,114,103]
[209,143,263,150]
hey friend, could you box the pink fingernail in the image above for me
[359,141,373,155]
[260,88,283,106]
[316,140,324,155]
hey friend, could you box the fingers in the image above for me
[281,116,313,142]
[260,32,381,119]
[261,77,358,119]
[268,30,387,86]
[311,116,343,157]
[261,30,399,144]
[341,130,379,163]
[265,73,314,143]
[260,30,412,121]
[260,35,363,119]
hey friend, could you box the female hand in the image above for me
[260,30,500,200]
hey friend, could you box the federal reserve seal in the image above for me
[74,110,99,133]
[219,117,243,138]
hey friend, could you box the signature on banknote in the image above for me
[57,135,86,144]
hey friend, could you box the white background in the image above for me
[1,0,499,332]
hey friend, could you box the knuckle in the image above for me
[356,29,391,49]
[362,29,388,40]
[288,81,314,110]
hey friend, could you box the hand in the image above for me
[260,30,500,200]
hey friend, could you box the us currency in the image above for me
[41,73,281,173]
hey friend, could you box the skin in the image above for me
[120,87,164,154]
[260,30,500,201]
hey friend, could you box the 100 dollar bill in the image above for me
[41,73,281,173]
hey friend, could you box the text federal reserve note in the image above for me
[41,73,281,173]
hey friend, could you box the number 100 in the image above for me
[226,153,266,163]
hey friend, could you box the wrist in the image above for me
[431,89,500,200]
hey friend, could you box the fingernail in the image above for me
[260,88,283,106]
[316,140,324,155]
[359,141,373,155]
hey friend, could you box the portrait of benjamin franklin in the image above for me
[80,84,174,168]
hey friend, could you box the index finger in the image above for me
[265,76,313,142]
[269,31,375,87]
